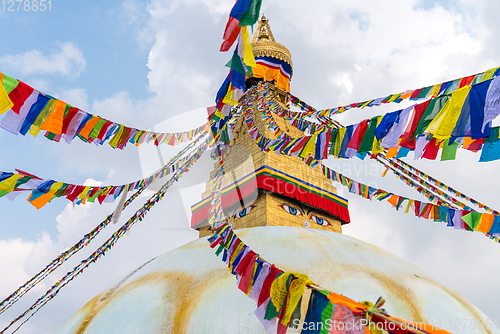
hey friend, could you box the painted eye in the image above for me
[310,215,331,227]
[279,204,302,216]
[234,206,256,219]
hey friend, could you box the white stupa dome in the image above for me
[58,226,498,334]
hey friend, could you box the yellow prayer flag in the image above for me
[78,186,91,200]
[277,272,313,326]
[298,135,317,160]
[0,174,20,192]
[109,125,125,148]
[229,242,244,266]
[29,99,56,137]
[427,86,471,139]
[334,128,346,157]
[429,84,441,98]
[222,85,238,106]
[360,100,372,109]
[371,116,384,154]
[480,67,500,82]
[241,26,257,68]
[0,73,14,115]
[48,182,64,195]
[404,200,414,213]
[387,93,402,103]
[246,261,258,295]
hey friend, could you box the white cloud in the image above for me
[0,42,86,78]
[56,88,89,111]
[0,233,58,298]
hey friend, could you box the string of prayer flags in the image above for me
[286,91,342,130]
[260,88,336,135]
[212,0,262,143]
[254,79,500,162]
[0,135,211,315]
[379,158,465,209]
[316,66,500,117]
[389,155,500,215]
[208,223,454,334]
[0,71,209,149]
[376,154,473,210]
[242,84,323,168]
[0,133,210,209]
[321,164,500,243]
[1,133,210,334]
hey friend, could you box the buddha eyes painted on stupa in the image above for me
[233,205,256,219]
[279,204,302,216]
[310,215,330,227]
[278,201,332,227]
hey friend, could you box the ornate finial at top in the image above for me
[251,15,293,75]
[252,14,276,43]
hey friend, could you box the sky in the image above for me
[0,0,499,333]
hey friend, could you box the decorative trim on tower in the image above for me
[251,15,293,76]
[191,165,350,229]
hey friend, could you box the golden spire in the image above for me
[251,15,293,76]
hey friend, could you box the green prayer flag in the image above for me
[358,116,379,153]
[320,296,335,331]
[88,188,105,203]
[225,53,246,76]
[2,74,19,94]
[46,132,57,141]
[89,119,107,139]
[219,125,230,144]
[417,86,432,99]
[485,127,500,143]
[239,0,262,26]
[441,138,459,161]
[15,176,32,188]
[264,298,280,320]
[461,212,482,230]
[329,129,338,155]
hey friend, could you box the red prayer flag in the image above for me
[220,17,241,51]
[422,138,441,160]
[458,75,476,89]
[400,100,431,150]
[8,81,34,115]
[347,119,369,150]
[409,88,424,100]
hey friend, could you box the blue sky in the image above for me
[0,1,151,100]
[0,0,500,333]
[0,1,153,240]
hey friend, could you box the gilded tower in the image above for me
[60,16,496,334]
[191,16,350,237]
